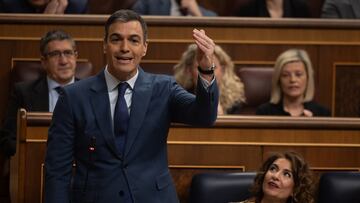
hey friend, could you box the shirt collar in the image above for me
[104,65,138,92]
[47,76,75,90]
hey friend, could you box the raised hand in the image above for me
[192,28,215,71]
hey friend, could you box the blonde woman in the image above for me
[174,44,245,115]
[256,49,330,116]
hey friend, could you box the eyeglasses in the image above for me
[45,50,77,59]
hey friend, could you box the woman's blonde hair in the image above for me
[174,44,245,113]
[270,49,315,104]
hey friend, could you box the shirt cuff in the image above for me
[199,74,215,90]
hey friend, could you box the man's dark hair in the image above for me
[40,30,76,56]
[104,9,148,43]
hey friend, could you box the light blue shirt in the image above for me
[104,67,137,124]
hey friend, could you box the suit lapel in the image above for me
[90,71,121,159]
[31,77,49,111]
[125,69,152,157]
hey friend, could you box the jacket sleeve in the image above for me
[44,89,75,203]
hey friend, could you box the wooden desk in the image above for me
[10,109,360,202]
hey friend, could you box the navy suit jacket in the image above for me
[0,77,48,156]
[131,0,217,16]
[44,68,218,202]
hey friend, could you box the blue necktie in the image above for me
[114,83,129,155]
[54,86,64,95]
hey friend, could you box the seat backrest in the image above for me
[11,60,93,86]
[236,67,273,115]
[188,172,256,203]
[318,172,360,203]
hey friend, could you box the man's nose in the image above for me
[58,54,69,63]
[120,40,129,52]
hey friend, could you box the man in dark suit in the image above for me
[321,0,360,19]
[44,9,218,203]
[0,30,78,157]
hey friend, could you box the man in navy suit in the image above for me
[0,30,78,157]
[44,9,218,203]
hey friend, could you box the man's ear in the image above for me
[40,56,46,66]
[142,41,148,56]
[103,41,107,54]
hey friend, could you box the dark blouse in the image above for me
[256,101,331,117]
[236,0,310,18]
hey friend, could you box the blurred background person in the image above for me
[233,151,315,203]
[0,30,78,157]
[174,44,245,115]
[0,0,88,14]
[131,0,217,16]
[256,49,330,117]
[321,0,360,19]
[235,0,310,18]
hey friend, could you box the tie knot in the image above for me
[118,82,128,96]
[54,86,64,95]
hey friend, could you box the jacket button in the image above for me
[119,190,124,196]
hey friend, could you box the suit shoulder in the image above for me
[143,71,174,83]
[14,77,46,92]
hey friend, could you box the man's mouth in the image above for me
[115,56,133,63]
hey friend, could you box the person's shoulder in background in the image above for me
[0,0,88,14]
[321,0,360,19]
[234,0,310,18]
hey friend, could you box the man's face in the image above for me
[41,40,77,85]
[103,21,148,81]
[28,0,49,7]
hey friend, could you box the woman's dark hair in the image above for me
[251,151,315,203]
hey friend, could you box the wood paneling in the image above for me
[10,111,360,203]
[334,64,360,117]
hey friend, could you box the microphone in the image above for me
[89,136,96,153]
[83,136,96,193]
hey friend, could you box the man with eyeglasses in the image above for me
[0,29,78,157]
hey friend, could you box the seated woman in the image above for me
[256,49,331,116]
[174,44,245,115]
[233,151,315,203]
